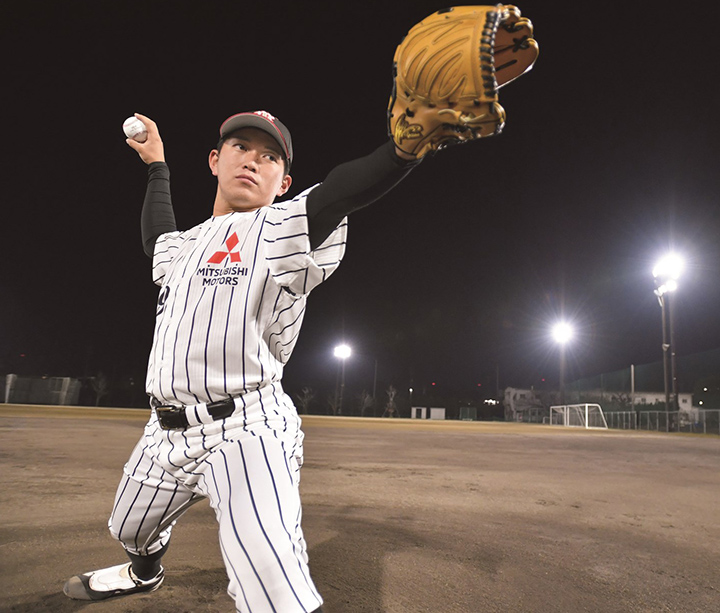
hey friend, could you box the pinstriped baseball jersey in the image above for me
[146,185,347,408]
[106,186,344,613]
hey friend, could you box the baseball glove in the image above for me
[388,5,539,158]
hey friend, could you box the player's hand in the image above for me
[125,113,165,164]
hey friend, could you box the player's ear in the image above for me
[208,149,219,176]
[276,174,292,197]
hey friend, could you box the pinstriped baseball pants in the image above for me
[108,414,323,613]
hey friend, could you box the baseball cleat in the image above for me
[63,562,164,601]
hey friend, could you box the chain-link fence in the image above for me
[604,409,720,435]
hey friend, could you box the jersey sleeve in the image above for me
[152,230,184,286]
[264,185,348,297]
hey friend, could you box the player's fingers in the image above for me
[126,136,165,165]
[133,112,154,125]
[125,137,143,153]
[134,113,159,135]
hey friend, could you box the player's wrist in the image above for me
[393,145,417,162]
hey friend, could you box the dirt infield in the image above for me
[1,405,719,612]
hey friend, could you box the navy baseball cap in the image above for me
[219,111,293,167]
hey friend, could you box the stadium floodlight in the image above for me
[552,321,573,405]
[653,253,683,416]
[333,344,352,414]
[333,344,352,360]
[652,253,683,289]
[551,322,574,345]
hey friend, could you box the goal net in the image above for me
[549,404,608,429]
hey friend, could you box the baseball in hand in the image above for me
[123,116,148,143]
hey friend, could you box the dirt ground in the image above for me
[1,405,719,613]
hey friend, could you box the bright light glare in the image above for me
[655,278,680,297]
[552,322,574,344]
[653,253,684,281]
[333,344,352,360]
[664,279,678,292]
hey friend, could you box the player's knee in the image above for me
[107,517,137,552]
[107,516,122,543]
[107,516,133,547]
[107,516,171,557]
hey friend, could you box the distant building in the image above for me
[3,374,81,406]
[630,391,693,408]
[566,388,693,411]
[503,387,546,423]
[410,406,446,420]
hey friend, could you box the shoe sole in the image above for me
[63,573,163,601]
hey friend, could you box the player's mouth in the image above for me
[235,174,257,185]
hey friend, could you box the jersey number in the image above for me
[156,286,170,316]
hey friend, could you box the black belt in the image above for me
[154,397,237,430]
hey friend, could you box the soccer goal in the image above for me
[549,404,608,429]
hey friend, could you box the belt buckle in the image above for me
[155,405,186,430]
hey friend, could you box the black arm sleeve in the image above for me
[306,140,421,250]
[141,162,177,258]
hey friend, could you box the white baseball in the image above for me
[123,116,148,143]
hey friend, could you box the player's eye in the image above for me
[234,142,247,151]
[264,153,278,163]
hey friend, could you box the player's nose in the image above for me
[242,155,259,171]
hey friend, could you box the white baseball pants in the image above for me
[108,413,323,613]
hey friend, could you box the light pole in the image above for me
[653,254,683,414]
[333,344,351,415]
[552,322,574,406]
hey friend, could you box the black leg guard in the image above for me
[311,607,324,613]
[127,542,169,580]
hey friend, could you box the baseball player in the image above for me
[63,7,537,611]
[62,111,420,613]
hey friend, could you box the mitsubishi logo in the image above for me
[208,232,242,264]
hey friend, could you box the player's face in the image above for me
[209,128,292,215]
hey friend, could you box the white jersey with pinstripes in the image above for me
[146,184,347,409]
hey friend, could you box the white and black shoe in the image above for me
[63,562,164,601]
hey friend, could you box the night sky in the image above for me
[3,1,720,407]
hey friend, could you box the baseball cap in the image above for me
[219,111,293,168]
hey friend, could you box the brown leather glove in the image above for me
[388,5,539,159]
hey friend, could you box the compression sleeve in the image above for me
[141,162,177,258]
[306,140,421,250]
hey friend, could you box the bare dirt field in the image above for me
[1,404,719,613]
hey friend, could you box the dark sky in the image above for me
[2,0,720,402]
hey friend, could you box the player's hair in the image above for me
[216,136,290,176]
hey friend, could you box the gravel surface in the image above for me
[1,406,718,612]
